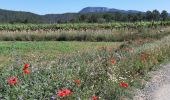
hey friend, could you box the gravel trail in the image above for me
[133,63,170,100]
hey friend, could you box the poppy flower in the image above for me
[111,59,116,65]
[23,69,31,74]
[57,90,66,97]
[74,79,81,86]
[92,96,98,100]
[7,77,18,85]
[23,63,30,70]
[57,89,72,97]
[63,89,72,95]
[119,82,129,88]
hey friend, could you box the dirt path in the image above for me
[133,63,170,100]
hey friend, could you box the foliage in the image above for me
[0,21,170,32]
[1,33,170,99]
[0,9,169,24]
[0,25,170,41]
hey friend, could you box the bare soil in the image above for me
[134,63,170,100]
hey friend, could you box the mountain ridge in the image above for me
[79,7,143,14]
[1,7,169,15]
[0,7,169,24]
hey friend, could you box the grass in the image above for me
[1,33,170,99]
[0,41,121,67]
[0,26,170,41]
[1,25,170,99]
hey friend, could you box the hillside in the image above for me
[79,7,141,14]
[0,7,169,23]
[0,9,43,23]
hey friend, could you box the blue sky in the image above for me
[0,0,169,15]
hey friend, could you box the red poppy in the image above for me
[7,77,18,85]
[57,90,65,97]
[111,59,116,65]
[119,82,129,88]
[74,79,81,86]
[23,69,31,74]
[23,63,30,70]
[92,96,98,100]
[63,89,72,95]
[57,89,72,97]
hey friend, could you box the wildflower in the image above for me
[140,53,149,63]
[23,69,31,74]
[23,63,30,70]
[92,96,98,100]
[63,89,72,95]
[57,89,72,97]
[124,48,133,52]
[57,90,65,97]
[111,59,116,65]
[7,77,18,85]
[50,96,56,100]
[74,79,81,86]
[119,82,129,88]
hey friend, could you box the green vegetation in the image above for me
[0,8,169,23]
[1,32,170,99]
[0,41,120,67]
[0,22,170,41]
[0,21,170,99]
[1,29,170,42]
[0,21,170,31]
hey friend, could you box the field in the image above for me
[0,22,170,99]
[0,41,120,68]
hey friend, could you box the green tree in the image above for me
[137,12,144,21]
[145,11,153,21]
[152,10,160,21]
[114,12,123,21]
[161,10,168,21]
[103,13,113,22]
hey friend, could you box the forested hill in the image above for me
[0,7,169,24]
[0,9,44,23]
[79,7,141,14]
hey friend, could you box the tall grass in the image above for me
[0,28,170,41]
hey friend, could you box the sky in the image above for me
[0,0,169,15]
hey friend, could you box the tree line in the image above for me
[0,9,169,24]
[71,10,169,23]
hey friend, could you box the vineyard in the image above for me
[0,21,170,99]
[0,21,170,31]
[0,21,170,41]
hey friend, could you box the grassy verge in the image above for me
[0,34,170,99]
[0,41,121,67]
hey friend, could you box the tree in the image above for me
[103,13,113,22]
[137,12,144,21]
[145,11,153,21]
[79,14,88,22]
[88,14,101,23]
[161,10,168,21]
[114,12,123,21]
[152,10,160,21]
[127,13,134,21]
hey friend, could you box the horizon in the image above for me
[0,0,170,15]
